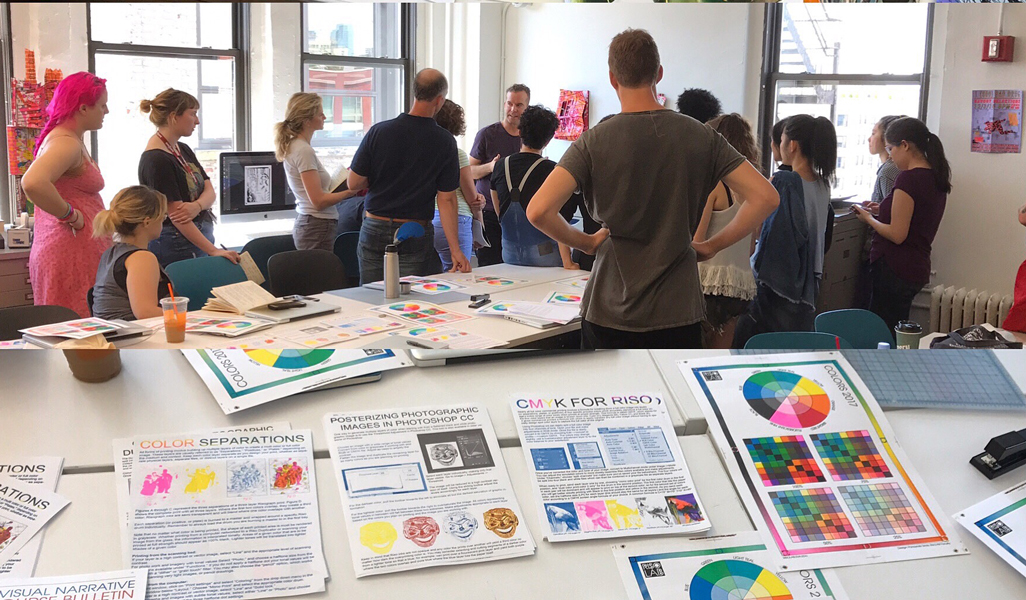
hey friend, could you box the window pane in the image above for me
[93,54,236,208]
[303,3,401,59]
[90,2,232,49]
[779,4,927,76]
[305,63,405,174]
[775,81,921,200]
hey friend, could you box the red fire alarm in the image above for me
[982,36,1014,62]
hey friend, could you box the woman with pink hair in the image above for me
[21,72,111,317]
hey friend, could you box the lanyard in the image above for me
[155,131,204,193]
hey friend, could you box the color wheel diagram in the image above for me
[419,283,454,292]
[217,321,253,330]
[689,559,793,600]
[244,349,335,369]
[744,371,830,429]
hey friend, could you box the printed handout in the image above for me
[679,352,967,570]
[0,475,69,565]
[0,457,63,578]
[323,404,535,576]
[956,479,1026,578]
[0,569,147,600]
[510,392,709,541]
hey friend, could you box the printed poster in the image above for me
[370,301,473,326]
[972,90,1022,154]
[612,532,849,600]
[956,479,1026,578]
[511,392,709,542]
[0,457,63,578]
[0,569,147,600]
[678,352,966,570]
[183,348,413,414]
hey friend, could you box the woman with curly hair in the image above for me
[693,113,761,348]
[431,99,487,271]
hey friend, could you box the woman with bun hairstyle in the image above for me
[21,72,111,317]
[138,88,238,267]
[275,92,358,251]
[853,117,950,333]
[91,186,172,320]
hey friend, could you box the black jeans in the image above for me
[581,320,703,349]
[869,259,924,334]
[476,208,504,267]
[732,284,817,349]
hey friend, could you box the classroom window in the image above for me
[87,3,246,207]
[301,2,412,176]
[763,3,931,201]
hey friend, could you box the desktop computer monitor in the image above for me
[220,151,297,217]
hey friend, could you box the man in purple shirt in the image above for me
[469,84,530,266]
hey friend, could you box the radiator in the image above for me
[929,285,1013,334]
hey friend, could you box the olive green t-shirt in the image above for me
[557,110,746,331]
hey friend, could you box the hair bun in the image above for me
[139,99,152,113]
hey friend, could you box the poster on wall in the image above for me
[971,90,1022,154]
[555,90,590,141]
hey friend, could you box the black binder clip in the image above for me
[971,428,1026,479]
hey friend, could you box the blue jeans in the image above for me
[148,220,215,268]
[358,217,442,285]
[500,200,562,267]
[432,211,473,272]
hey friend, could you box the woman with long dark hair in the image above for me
[733,114,836,347]
[853,117,950,333]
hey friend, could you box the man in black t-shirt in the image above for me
[348,69,468,284]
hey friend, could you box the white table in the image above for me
[0,349,690,470]
[123,265,586,350]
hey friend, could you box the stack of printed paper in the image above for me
[0,457,64,577]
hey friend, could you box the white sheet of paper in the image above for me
[506,302,579,324]
[678,352,967,570]
[320,316,406,336]
[510,392,708,541]
[0,457,63,578]
[323,404,535,577]
[956,479,1026,578]
[612,532,849,600]
[0,569,147,600]
[400,327,502,349]
[0,475,70,565]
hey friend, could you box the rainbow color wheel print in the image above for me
[244,349,334,369]
[217,321,253,330]
[688,560,793,600]
[389,303,423,312]
[419,282,454,293]
[550,294,581,304]
[744,371,830,429]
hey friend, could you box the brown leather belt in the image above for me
[364,211,429,226]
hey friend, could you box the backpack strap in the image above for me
[509,156,546,207]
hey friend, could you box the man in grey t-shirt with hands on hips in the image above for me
[527,28,779,349]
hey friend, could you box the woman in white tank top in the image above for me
[693,114,760,348]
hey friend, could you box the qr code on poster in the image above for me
[640,561,665,578]
[702,371,722,382]
[988,520,1013,537]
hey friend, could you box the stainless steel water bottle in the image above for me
[384,244,400,299]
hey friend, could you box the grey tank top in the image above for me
[92,242,165,321]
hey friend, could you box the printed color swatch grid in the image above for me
[839,483,926,537]
[810,430,892,482]
[745,436,826,486]
[769,488,857,543]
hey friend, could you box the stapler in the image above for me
[971,427,1026,479]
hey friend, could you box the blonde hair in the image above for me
[93,186,168,239]
[274,92,323,161]
[139,88,199,127]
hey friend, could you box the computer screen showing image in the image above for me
[220,151,296,216]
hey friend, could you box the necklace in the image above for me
[155,130,204,193]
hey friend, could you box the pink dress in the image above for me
[28,159,111,317]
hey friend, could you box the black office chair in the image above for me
[0,305,80,341]
[333,232,361,289]
[87,287,95,316]
[267,249,348,297]
[240,234,296,290]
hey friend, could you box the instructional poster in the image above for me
[0,475,69,565]
[126,429,327,599]
[971,89,1022,154]
[510,392,709,542]
[0,457,63,578]
[679,352,966,570]
[370,301,473,326]
[183,348,412,414]
[956,479,1026,578]
[323,404,535,577]
[0,569,147,600]
[612,532,848,600]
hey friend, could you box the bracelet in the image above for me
[56,203,74,221]
[58,208,78,224]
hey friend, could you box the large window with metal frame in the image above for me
[87,2,247,206]
[760,3,932,200]
[301,2,413,176]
